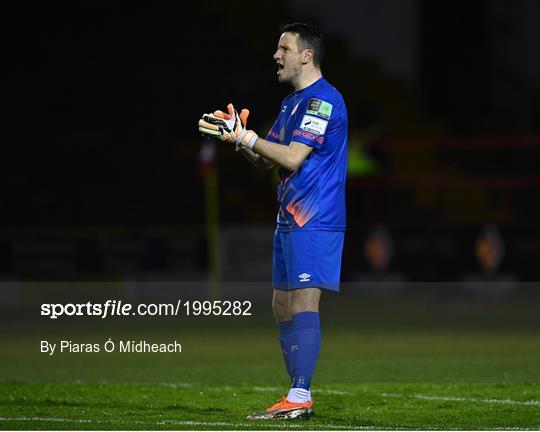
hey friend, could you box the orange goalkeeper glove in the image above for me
[198,103,258,150]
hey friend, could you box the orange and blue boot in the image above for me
[246,396,313,420]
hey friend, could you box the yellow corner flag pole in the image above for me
[200,140,221,300]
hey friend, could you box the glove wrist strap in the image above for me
[237,129,258,150]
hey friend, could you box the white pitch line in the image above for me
[0,417,111,424]
[252,386,282,392]
[0,417,392,430]
[158,419,385,429]
[156,382,197,389]
[253,387,539,405]
[69,381,540,407]
[378,392,540,407]
[247,386,539,406]
[0,417,535,430]
[313,389,350,395]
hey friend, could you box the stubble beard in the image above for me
[279,63,301,87]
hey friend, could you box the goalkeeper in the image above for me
[199,22,348,420]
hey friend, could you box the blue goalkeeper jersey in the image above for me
[266,77,348,232]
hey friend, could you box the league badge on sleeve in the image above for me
[306,99,333,119]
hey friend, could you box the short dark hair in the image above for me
[280,22,325,67]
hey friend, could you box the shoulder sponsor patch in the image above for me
[306,99,333,119]
[300,115,328,136]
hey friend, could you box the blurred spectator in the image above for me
[463,224,517,299]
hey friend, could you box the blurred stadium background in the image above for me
[3,1,539,294]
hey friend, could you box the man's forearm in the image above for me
[251,138,307,172]
[239,147,273,171]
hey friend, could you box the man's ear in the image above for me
[302,49,313,64]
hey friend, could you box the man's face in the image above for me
[273,32,304,84]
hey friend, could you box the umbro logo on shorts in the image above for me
[298,273,311,282]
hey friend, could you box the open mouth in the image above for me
[277,63,284,74]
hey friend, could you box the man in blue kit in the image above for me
[198,23,348,419]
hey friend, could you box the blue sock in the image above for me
[291,311,321,390]
[279,321,293,378]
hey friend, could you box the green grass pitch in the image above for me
[0,297,538,430]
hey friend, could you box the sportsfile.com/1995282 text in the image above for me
[40,300,252,319]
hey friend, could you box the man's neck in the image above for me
[293,68,323,91]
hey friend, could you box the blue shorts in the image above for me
[272,229,345,292]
